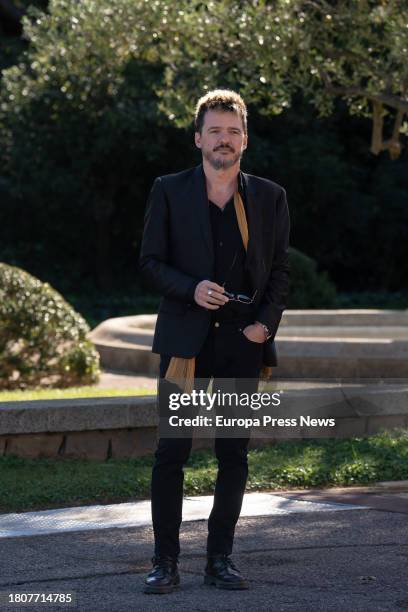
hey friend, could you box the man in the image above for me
[139,89,290,593]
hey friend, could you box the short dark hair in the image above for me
[194,89,247,134]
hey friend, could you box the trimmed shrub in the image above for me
[288,248,337,308]
[0,263,100,389]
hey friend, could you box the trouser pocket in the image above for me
[237,325,264,347]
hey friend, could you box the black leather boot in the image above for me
[144,555,180,594]
[204,554,249,589]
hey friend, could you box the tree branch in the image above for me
[325,83,408,113]
[319,69,407,158]
[370,101,405,159]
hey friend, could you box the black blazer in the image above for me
[139,164,290,367]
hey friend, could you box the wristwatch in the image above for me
[255,321,272,341]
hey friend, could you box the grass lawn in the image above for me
[1,429,407,514]
[0,387,153,402]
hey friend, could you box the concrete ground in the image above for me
[1,487,408,612]
[0,493,366,538]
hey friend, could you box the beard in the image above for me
[202,146,243,170]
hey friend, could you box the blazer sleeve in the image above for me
[139,177,199,302]
[255,187,290,339]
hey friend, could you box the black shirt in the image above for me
[208,194,254,323]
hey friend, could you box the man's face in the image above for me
[195,110,247,170]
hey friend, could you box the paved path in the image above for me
[0,492,365,539]
[1,508,407,611]
[1,488,408,611]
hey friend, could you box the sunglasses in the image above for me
[222,288,258,304]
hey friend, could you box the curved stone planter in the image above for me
[88,310,408,378]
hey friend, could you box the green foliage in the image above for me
[140,0,408,136]
[154,0,295,125]
[289,0,408,120]
[0,263,100,389]
[0,387,151,401]
[288,248,337,308]
[1,429,407,512]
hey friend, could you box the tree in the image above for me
[1,0,406,297]
[291,0,408,159]
[152,0,408,159]
[0,0,174,291]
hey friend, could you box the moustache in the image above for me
[214,146,235,152]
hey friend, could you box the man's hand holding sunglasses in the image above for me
[193,280,269,343]
[194,280,229,310]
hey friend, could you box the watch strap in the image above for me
[255,321,272,341]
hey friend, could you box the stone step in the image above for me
[88,311,408,378]
[280,326,408,338]
[281,309,408,326]
[1,381,407,459]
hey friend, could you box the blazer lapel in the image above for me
[193,164,214,265]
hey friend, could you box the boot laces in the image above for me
[211,554,238,571]
[224,556,237,571]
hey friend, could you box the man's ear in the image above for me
[243,133,248,150]
[194,131,202,149]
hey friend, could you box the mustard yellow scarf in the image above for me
[165,191,272,392]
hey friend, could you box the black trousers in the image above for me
[151,317,264,558]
